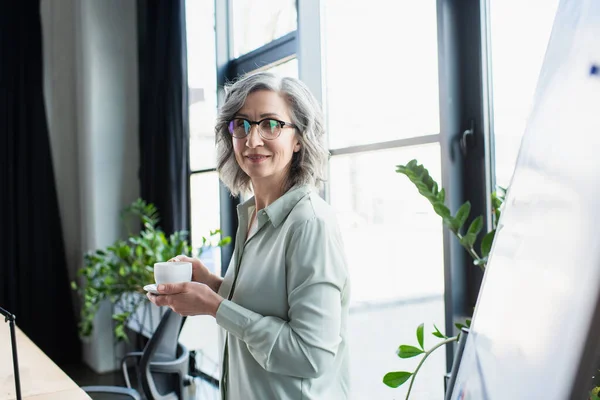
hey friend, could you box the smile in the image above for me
[246,155,270,163]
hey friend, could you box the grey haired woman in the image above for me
[148,71,350,400]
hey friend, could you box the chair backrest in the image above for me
[139,309,189,400]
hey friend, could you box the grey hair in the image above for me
[215,71,329,197]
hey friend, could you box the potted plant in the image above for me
[71,198,231,343]
[384,159,600,400]
[381,159,502,398]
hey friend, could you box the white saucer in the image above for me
[144,284,160,295]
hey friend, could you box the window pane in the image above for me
[187,0,217,171]
[190,172,222,277]
[490,0,559,188]
[264,58,298,78]
[329,144,445,399]
[232,0,297,58]
[324,0,439,149]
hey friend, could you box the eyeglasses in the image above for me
[227,118,297,140]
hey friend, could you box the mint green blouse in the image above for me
[216,185,351,399]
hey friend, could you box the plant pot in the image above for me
[81,299,126,373]
[122,294,164,339]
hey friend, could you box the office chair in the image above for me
[83,308,191,400]
[81,386,142,400]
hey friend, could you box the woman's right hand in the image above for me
[168,255,222,293]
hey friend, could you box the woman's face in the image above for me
[232,90,301,188]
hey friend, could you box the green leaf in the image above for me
[460,233,477,248]
[454,202,471,231]
[455,322,467,332]
[112,312,129,322]
[480,230,496,258]
[466,319,471,328]
[433,203,451,219]
[218,237,232,246]
[415,182,429,194]
[419,190,438,203]
[117,244,130,259]
[397,345,424,359]
[383,371,412,388]
[442,217,458,232]
[438,188,445,203]
[115,324,128,342]
[492,195,503,210]
[403,170,416,180]
[467,216,484,237]
[416,323,424,350]
[433,324,446,339]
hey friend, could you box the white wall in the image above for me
[75,0,140,255]
[41,0,140,279]
[41,0,140,373]
[41,0,80,282]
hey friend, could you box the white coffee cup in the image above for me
[154,261,192,285]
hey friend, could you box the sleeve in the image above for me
[215,217,347,379]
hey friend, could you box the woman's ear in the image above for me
[294,141,301,152]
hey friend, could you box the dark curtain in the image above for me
[0,1,80,365]
[137,0,190,235]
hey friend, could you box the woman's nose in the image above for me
[245,125,264,148]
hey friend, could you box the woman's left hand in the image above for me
[147,282,224,317]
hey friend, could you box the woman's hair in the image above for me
[215,71,329,196]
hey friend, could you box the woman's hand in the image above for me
[146,282,224,317]
[168,255,222,292]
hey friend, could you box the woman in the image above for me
[147,72,350,399]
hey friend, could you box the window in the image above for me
[490,0,560,189]
[200,1,456,397]
[185,0,542,396]
[186,0,222,273]
[232,0,297,57]
[324,0,439,149]
[323,1,444,398]
[190,172,222,274]
[187,0,218,172]
[264,57,298,77]
[330,144,444,304]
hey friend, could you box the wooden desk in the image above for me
[0,324,90,400]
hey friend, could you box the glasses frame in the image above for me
[228,117,297,140]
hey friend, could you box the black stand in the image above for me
[0,306,22,400]
[444,327,469,400]
[188,350,220,388]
